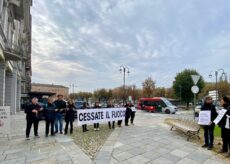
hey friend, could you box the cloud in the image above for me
[31,0,230,91]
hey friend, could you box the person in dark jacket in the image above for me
[125,102,133,126]
[107,101,115,129]
[201,96,218,150]
[82,102,89,132]
[24,97,43,140]
[44,97,56,137]
[130,104,136,125]
[64,100,76,135]
[94,102,100,131]
[218,96,230,155]
[54,95,66,134]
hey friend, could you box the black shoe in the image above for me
[55,131,58,134]
[125,124,129,126]
[60,132,63,134]
[112,126,115,129]
[26,136,30,140]
[51,134,55,136]
[202,144,208,148]
[207,145,213,150]
[85,129,89,131]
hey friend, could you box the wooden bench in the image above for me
[167,118,201,141]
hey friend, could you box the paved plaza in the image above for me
[0,111,229,164]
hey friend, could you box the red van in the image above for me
[138,97,177,114]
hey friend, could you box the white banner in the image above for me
[213,109,227,125]
[0,106,10,134]
[198,111,211,125]
[77,108,126,126]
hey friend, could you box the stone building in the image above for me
[31,83,69,99]
[0,0,32,114]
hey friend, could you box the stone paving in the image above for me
[0,111,229,164]
[0,112,91,164]
[108,111,229,164]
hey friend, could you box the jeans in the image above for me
[26,118,39,137]
[203,125,215,146]
[55,113,63,133]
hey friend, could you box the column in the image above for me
[16,78,21,112]
[0,62,6,106]
[10,69,17,114]
[5,72,13,107]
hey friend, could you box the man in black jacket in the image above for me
[125,102,133,126]
[54,95,66,134]
[25,97,42,140]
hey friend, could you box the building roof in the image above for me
[31,83,68,89]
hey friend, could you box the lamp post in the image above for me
[209,69,226,104]
[70,83,77,101]
[119,65,130,105]
[179,85,182,105]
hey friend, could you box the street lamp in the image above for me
[209,69,226,103]
[119,65,130,105]
[69,83,77,101]
[179,85,182,105]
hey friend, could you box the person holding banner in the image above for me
[24,98,43,140]
[125,102,132,126]
[43,97,56,137]
[54,95,66,134]
[94,102,100,131]
[130,104,136,125]
[64,100,76,135]
[201,96,218,150]
[218,96,230,155]
[82,102,89,132]
[107,101,115,129]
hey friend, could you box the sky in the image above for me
[31,0,230,92]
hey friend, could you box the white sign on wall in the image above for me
[0,106,10,134]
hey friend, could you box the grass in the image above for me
[214,125,221,138]
[70,124,113,160]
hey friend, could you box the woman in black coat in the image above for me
[201,96,218,150]
[125,102,133,126]
[64,100,76,135]
[218,96,230,155]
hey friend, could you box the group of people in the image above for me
[201,95,230,157]
[24,95,136,139]
[24,95,75,139]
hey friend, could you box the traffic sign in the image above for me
[191,75,200,85]
[191,85,199,94]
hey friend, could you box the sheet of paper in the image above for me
[213,109,227,125]
[198,111,211,125]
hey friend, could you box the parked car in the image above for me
[138,97,177,114]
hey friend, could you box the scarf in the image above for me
[226,114,230,129]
